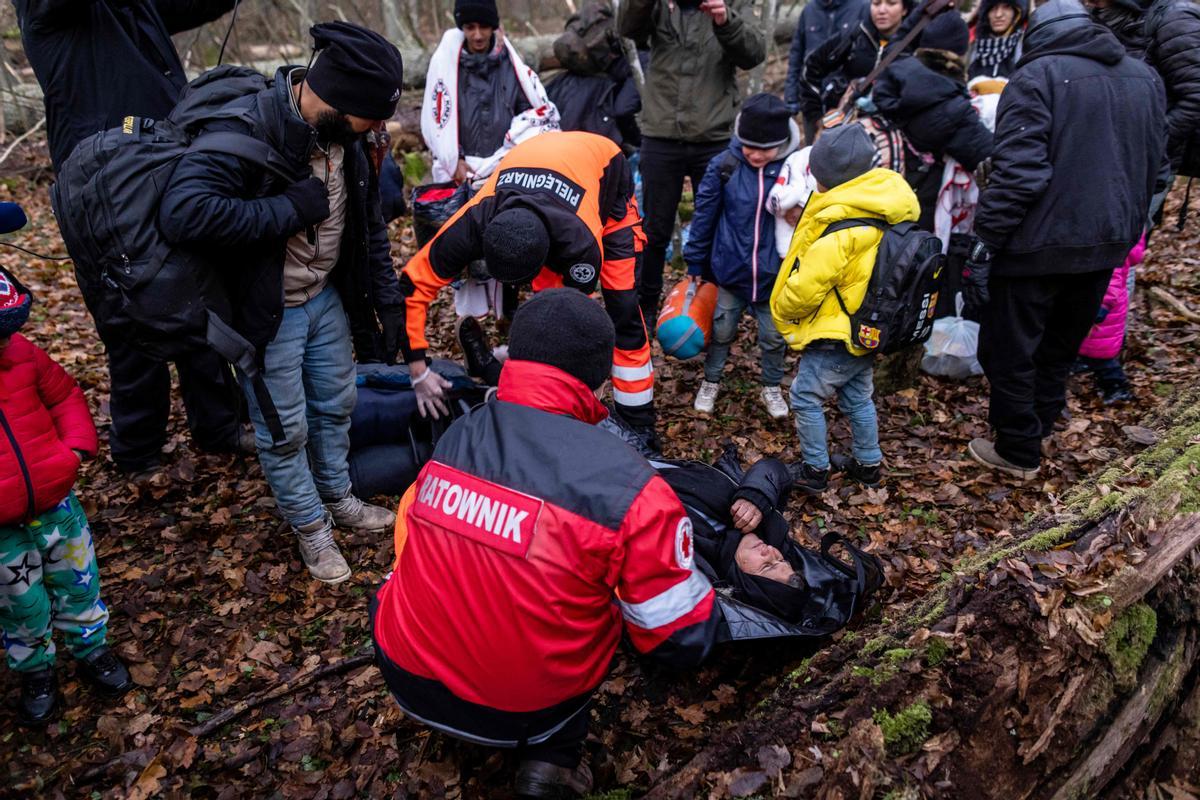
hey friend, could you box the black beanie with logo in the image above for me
[307,21,404,121]
[507,288,615,390]
[455,0,500,28]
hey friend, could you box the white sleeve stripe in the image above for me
[612,362,654,381]
[619,570,712,630]
[612,386,655,405]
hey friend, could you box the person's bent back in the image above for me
[372,289,719,797]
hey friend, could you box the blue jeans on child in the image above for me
[240,285,357,529]
[788,343,882,470]
[704,287,787,385]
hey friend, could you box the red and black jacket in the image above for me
[371,359,718,745]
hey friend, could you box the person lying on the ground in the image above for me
[371,289,719,800]
[396,130,656,442]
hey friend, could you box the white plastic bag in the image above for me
[921,293,983,379]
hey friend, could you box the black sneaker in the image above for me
[515,759,593,799]
[787,462,829,495]
[456,316,501,384]
[830,454,882,488]
[1099,382,1134,406]
[78,646,133,699]
[18,668,58,726]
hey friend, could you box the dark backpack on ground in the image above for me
[819,217,945,354]
[554,0,620,75]
[50,65,299,443]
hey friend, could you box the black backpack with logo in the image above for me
[819,218,944,355]
[51,65,298,442]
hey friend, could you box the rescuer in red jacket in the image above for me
[371,289,720,799]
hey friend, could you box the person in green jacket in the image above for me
[618,0,765,324]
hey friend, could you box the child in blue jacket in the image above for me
[685,93,800,420]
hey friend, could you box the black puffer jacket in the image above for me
[546,59,642,148]
[157,68,403,359]
[975,23,1166,277]
[457,45,532,159]
[1143,0,1200,170]
[15,0,235,171]
[802,21,886,115]
[872,54,993,169]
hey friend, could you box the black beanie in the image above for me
[482,208,550,284]
[307,22,404,121]
[455,0,500,28]
[508,289,615,390]
[736,93,792,149]
[919,11,970,55]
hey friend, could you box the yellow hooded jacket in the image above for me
[769,168,921,356]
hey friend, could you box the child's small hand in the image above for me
[784,207,803,227]
[730,499,763,533]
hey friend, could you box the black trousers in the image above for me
[637,136,728,322]
[104,334,242,471]
[977,270,1112,468]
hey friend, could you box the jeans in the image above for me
[240,285,356,528]
[977,270,1112,468]
[704,287,787,386]
[104,331,243,472]
[0,493,108,671]
[637,136,728,322]
[789,345,881,470]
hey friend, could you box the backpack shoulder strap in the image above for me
[717,150,740,185]
[818,217,888,317]
[187,130,298,184]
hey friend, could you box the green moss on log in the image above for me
[1102,602,1157,691]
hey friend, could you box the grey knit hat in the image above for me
[810,125,877,189]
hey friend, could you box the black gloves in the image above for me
[283,177,330,230]
[962,238,994,309]
[378,305,404,366]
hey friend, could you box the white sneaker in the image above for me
[694,381,720,414]
[294,513,352,585]
[761,386,789,419]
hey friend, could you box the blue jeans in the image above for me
[788,344,881,470]
[704,287,787,385]
[240,285,356,528]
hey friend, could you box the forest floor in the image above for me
[1,143,1198,799]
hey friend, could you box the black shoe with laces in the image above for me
[78,645,133,699]
[1099,381,1134,406]
[830,454,882,488]
[787,462,829,495]
[18,668,58,726]
[456,316,502,384]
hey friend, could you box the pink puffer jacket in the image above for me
[1079,235,1146,360]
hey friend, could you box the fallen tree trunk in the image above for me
[648,388,1200,799]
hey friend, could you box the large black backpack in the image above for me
[553,0,620,76]
[51,65,298,442]
[820,218,945,355]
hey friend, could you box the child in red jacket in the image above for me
[0,263,131,725]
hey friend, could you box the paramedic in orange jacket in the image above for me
[397,130,655,432]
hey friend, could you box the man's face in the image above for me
[464,23,495,53]
[742,145,780,169]
[315,110,376,144]
[734,533,796,584]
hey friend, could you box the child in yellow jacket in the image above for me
[769,125,921,494]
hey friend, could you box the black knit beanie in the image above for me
[919,11,970,55]
[507,289,615,390]
[482,208,551,284]
[307,22,404,121]
[736,93,791,149]
[455,0,500,28]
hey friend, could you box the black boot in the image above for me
[830,454,883,488]
[1099,380,1133,406]
[18,668,58,726]
[787,462,829,496]
[456,316,502,385]
[514,760,593,799]
[78,645,133,699]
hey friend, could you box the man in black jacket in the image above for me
[14,0,246,476]
[962,0,1165,479]
[157,23,406,584]
[785,0,869,141]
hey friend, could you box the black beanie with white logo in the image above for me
[307,22,404,121]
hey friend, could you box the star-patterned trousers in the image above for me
[0,492,109,672]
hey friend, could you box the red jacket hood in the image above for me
[496,359,609,425]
